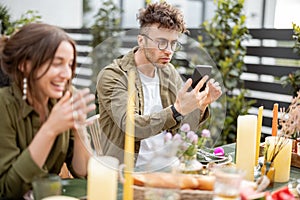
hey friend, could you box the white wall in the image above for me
[274,0,300,28]
[1,0,82,28]
[1,0,298,29]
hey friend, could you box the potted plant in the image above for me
[89,0,123,113]
[199,0,255,145]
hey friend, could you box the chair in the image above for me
[80,114,103,156]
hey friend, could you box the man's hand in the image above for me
[174,76,209,115]
[200,79,222,107]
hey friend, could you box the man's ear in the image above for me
[137,35,144,47]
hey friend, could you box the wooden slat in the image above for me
[121,41,138,48]
[188,28,295,42]
[248,29,294,40]
[77,51,90,57]
[64,28,90,34]
[246,64,299,76]
[247,46,300,59]
[246,97,290,111]
[243,80,293,95]
[76,40,91,46]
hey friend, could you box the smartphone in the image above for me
[191,65,212,91]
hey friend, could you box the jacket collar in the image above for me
[11,82,57,119]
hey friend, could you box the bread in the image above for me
[195,175,215,190]
[133,172,215,191]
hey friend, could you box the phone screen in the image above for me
[191,65,212,90]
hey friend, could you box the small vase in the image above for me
[180,155,203,174]
[261,161,275,187]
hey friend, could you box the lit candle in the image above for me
[265,136,292,182]
[272,103,278,136]
[87,156,119,200]
[236,115,257,181]
[123,70,135,200]
[255,106,264,166]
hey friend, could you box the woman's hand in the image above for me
[46,88,96,136]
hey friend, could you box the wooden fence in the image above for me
[64,28,300,137]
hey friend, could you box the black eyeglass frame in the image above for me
[140,34,182,52]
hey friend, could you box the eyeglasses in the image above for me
[141,34,182,52]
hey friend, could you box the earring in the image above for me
[22,77,27,100]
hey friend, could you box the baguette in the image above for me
[133,172,215,191]
[195,175,215,190]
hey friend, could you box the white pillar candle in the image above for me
[265,136,292,182]
[87,156,119,200]
[236,115,257,181]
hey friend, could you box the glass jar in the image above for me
[179,154,203,174]
[261,161,275,187]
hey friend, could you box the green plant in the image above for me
[0,4,41,87]
[292,22,300,54]
[5,10,41,35]
[0,4,11,35]
[279,23,300,97]
[199,0,255,145]
[90,0,122,113]
[90,0,122,48]
[280,70,300,97]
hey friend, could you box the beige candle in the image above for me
[87,156,119,200]
[265,136,292,182]
[236,115,257,181]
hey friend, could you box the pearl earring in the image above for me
[22,77,27,100]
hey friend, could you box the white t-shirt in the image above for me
[136,69,165,167]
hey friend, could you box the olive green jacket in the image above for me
[0,83,76,199]
[96,47,209,163]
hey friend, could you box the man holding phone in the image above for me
[96,2,222,165]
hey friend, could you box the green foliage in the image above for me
[0,4,41,87]
[5,10,41,35]
[292,22,300,54]
[90,0,122,70]
[83,0,92,14]
[280,69,300,97]
[90,0,123,113]
[279,23,300,97]
[199,0,254,145]
[90,0,122,48]
[0,4,11,35]
[0,3,41,36]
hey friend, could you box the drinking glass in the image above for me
[143,141,181,200]
[32,174,62,200]
[87,156,119,200]
[212,167,244,200]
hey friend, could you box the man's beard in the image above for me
[144,49,168,68]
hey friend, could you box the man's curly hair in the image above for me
[137,2,187,34]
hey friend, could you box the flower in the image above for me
[279,91,300,137]
[214,147,225,156]
[164,123,211,159]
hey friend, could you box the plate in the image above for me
[197,149,232,165]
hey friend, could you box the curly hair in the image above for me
[137,2,187,34]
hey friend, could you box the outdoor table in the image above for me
[61,143,300,199]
